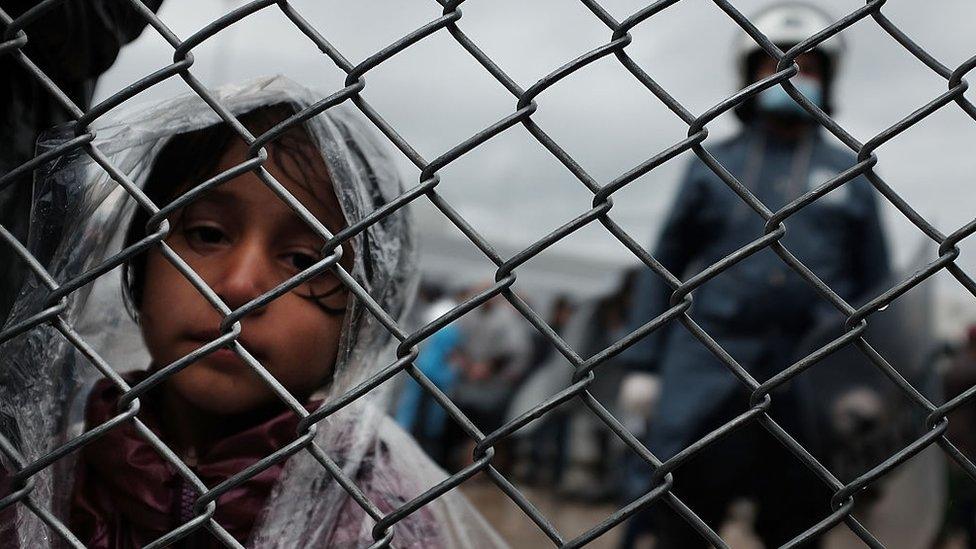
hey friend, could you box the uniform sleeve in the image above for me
[7,0,165,84]
[620,160,711,373]
[851,180,892,302]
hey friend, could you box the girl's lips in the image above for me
[185,338,263,369]
[186,332,266,368]
[202,347,250,370]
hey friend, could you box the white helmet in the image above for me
[734,2,846,117]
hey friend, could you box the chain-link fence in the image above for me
[2,0,976,547]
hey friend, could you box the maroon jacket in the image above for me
[70,373,302,548]
[2,372,439,548]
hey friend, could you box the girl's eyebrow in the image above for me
[280,213,326,241]
[193,186,239,205]
[279,186,346,236]
[181,179,343,238]
[279,201,352,247]
[180,187,238,213]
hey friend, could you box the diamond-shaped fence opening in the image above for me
[2,0,976,547]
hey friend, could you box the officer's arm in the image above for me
[852,182,892,301]
[620,163,709,373]
[6,0,165,84]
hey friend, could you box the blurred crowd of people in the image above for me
[393,271,647,502]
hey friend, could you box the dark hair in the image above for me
[122,103,346,318]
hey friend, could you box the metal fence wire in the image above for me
[2,0,976,547]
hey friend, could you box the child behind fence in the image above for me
[0,76,506,548]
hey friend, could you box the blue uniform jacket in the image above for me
[625,125,891,462]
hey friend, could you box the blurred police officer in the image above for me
[620,3,890,547]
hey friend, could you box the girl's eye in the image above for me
[186,226,226,245]
[288,252,320,272]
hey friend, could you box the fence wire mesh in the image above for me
[2,0,976,547]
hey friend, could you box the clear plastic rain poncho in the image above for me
[0,76,507,548]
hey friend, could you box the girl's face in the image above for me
[138,138,349,415]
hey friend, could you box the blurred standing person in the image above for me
[557,270,638,501]
[619,4,890,548]
[450,286,532,467]
[528,294,575,368]
[511,294,576,486]
[400,280,453,333]
[508,272,638,497]
[1,0,164,325]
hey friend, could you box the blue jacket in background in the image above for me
[396,324,461,440]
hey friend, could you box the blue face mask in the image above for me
[756,75,824,118]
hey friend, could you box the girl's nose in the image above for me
[209,241,274,312]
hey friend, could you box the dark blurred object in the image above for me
[944,326,976,460]
[939,326,976,549]
[1,0,164,325]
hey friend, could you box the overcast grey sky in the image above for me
[95,0,976,327]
